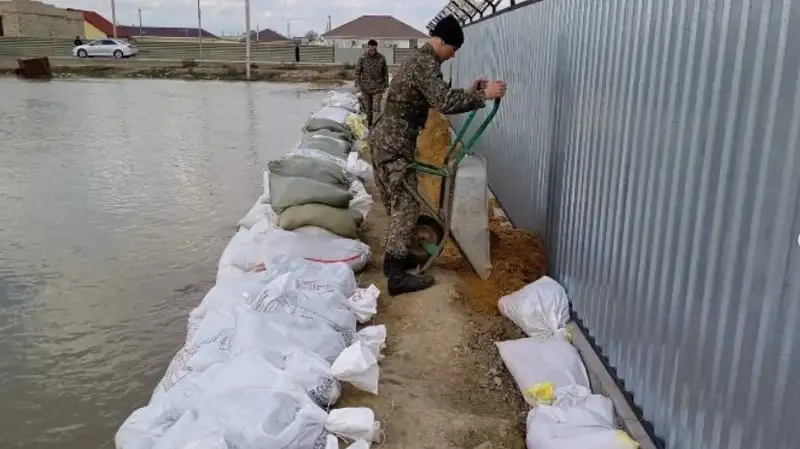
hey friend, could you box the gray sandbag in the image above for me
[269,173,352,214]
[303,118,352,137]
[268,157,351,188]
[301,136,349,159]
[278,203,362,239]
[302,128,353,143]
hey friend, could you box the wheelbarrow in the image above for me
[405,99,501,280]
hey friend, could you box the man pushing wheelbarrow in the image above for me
[369,15,507,296]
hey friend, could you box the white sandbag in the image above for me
[230,226,371,272]
[216,227,250,282]
[263,171,271,202]
[526,385,639,449]
[262,254,358,297]
[323,92,360,112]
[331,340,379,395]
[216,216,281,282]
[353,325,387,361]
[496,337,590,406]
[198,258,361,333]
[148,411,230,449]
[348,179,373,221]
[346,441,371,449]
[192,309,383,407]
[498,276,570,339]
[346,152,374,182]
[238,201,276,229]
[233,306,352,364]
[190,387,377,449]
[312,106,352,125]
[141,326,235,427]
[115,403,174,449]
[346,284,380,323]
[244,271,358,335]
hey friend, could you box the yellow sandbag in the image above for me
[278,203,361,239]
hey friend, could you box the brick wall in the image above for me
[0,0,83,38]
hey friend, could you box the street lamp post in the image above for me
[110,0,117,37]
[197,0,203,62]
[245,0,251,80]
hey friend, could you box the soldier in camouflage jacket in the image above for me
[369,15,506,296]
[355,39,389,128]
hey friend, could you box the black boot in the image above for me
[382,252,428,276]
[385,254,434,296]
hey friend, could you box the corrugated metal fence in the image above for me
[444,0,800,448]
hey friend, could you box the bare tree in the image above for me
[304,30,319,42]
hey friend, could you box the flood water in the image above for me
[0,78,330,448]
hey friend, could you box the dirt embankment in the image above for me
[340,112,547,448]
[0,59,357,84]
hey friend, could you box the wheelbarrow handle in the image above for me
[447,98,501,166]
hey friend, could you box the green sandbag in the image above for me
[278,203,362,239]
[269,173,352,214]
[268,157,351,188]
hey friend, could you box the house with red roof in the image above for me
[321,15,428,49]
[66,8,129,39]
[66,9,216,40]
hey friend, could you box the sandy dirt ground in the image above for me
[337,112,550,448]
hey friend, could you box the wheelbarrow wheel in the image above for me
[409,215,445,263]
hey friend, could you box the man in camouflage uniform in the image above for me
[355,39,389,129]
[369,15,507,296]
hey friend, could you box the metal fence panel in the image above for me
[444,0,800,448]
[298,45,334,63]
[0,38,297,62]
[333,47,396,65]
[394,47,414,63]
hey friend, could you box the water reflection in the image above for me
[0,77,327,448]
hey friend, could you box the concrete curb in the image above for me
[567,322,659,449]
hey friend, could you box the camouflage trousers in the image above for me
[359,91,383,128]
[372,158,419,258]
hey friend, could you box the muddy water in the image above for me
[0,78,329,448]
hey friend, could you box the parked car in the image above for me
[73,39,139,59]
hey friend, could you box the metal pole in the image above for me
[110,0,117,37]
[197,0,203,62]
[138,8,142,37]
[245,0,251,80]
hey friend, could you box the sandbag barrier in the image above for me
[496,277,640,449]
[116,90,384,449]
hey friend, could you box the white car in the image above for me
[73,39,139,59]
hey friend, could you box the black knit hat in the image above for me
[430,15,464,48]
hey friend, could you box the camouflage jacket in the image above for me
[370,43,486,164]
[355,51,389,94]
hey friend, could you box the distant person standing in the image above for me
[73,36,83,47]
[355,39,389,129]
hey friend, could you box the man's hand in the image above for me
[471,77,489,91]
[483,80,507,100]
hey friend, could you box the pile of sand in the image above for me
[417,111,548,315]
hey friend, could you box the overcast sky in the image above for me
[48,0,446,37]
